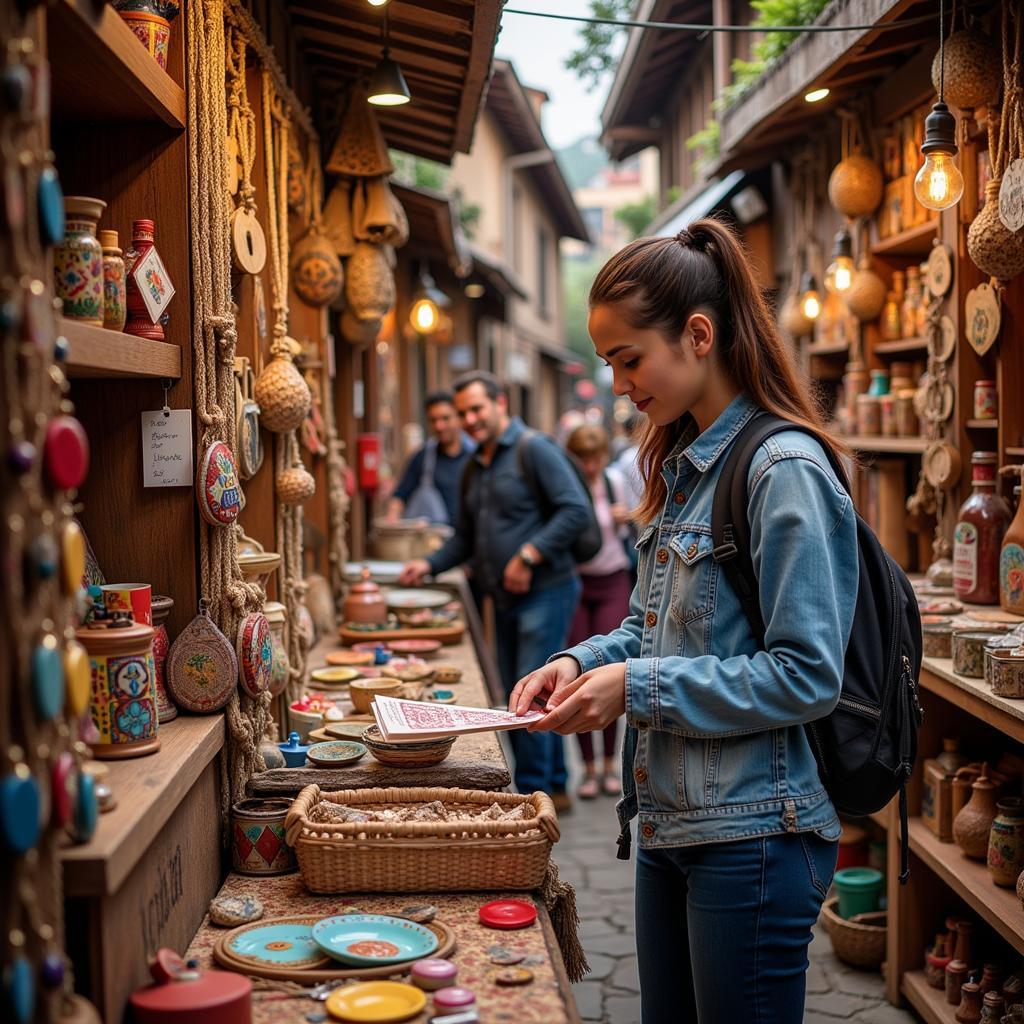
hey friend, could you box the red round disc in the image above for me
[478,899,537,930]
[44,415,89,490]
[51,751,75,828]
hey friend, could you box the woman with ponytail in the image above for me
[510,218,859,1022]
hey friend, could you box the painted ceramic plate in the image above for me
[351,641,391,655]
[310,666,362,687]
[227,920,331,969]
[312,914,438,966]
[388,639,442,656]
[383,588,451,610]
[324,981,426,1023]
[479,899,537,930]
[343,561,403,582]
[326,650,376,667]
[307,741,367,767]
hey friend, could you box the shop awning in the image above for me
[391,181,472,277]
[649,170,751,235]
[288,0,502,164]
[469,245,528,301]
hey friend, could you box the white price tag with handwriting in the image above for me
[141,409,193,487]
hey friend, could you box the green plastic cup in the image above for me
[833,867,884,919]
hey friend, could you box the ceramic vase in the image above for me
[989,797,1024,886]
[947,959,970,1005]
[99,229,127,331]
[112,0,180,70]
[953,919,975,970]
[54,196,105,324]
[979,964,1003,994]
[151,594,177,723]
[76,619,159,759]
[954,767,999,859]
[230,798,296,875]
[979,990,1005,1021]
[956,981,983,1023]
[124,219,166,340]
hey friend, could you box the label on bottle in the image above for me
[953,521,979,594]
[1001,543,1024,613]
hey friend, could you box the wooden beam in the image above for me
[295,27,467,83]
[452,0,503,156]
[289,8,470,58]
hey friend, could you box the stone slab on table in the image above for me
[185,872,580,1024]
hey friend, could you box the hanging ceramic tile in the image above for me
[236,612,272,698]
[965,282,1001,356]
[196,440,242,525]
[166,607,238,712]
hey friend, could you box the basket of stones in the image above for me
[285,784,559,893]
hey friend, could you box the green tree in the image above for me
[614,195,657,239]
[565,0,633,91]
[388,150,448,190]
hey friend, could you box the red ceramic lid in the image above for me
[44,415,89,490]
[478,899,537,930]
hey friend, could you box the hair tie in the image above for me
[674,229,693,247]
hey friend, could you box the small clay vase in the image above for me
[980,990,1006,1022]
[954,920,976,971]
[957,981,984,1023]
[954,766,983,819]
[100,229,127,331]
[151,594,177,723]
[954,765,1000,860]
[990,798,1024,887]
[928,943,955,988]
[342,566,388,625]
[947,959,970,1005]
[945,916,963,958]
[981,965,1005,994]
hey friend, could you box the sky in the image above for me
[495,1,622,150]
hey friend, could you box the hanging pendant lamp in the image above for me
[368,9,410,106]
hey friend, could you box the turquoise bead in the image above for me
[37,166,64,247]
[71,770,97,843]
[4,954,34,1024]
[31,639,63,721]
[0,771,40,853]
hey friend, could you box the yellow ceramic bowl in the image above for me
[325,981,425,1022]
[310,666,362,688]
[349,677,404,714]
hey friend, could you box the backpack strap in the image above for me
[712,412,851,647]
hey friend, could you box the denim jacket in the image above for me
[555,394,857,855]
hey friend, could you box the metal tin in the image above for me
[952,628,1010,678]
[923,621,954,659]
[230,797,297,875]
[989,651,1024,698]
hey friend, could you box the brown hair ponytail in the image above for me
[589,216,850,523]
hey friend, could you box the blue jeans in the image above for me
[494,577,580,795]
[635,832,838,1023]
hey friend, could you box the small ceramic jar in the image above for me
[99,229,127,331]
[979,989,1005,1021]
[410,959,458,991]
[230,797,296,875]
[150,594,177,722]
[433,987,475,1013]
[946,958,970,1005]
[989,797,1024,886]
[923,621,954,659]
[879,394,898,437]
[974,380,998,421]
[54,196,106,324]
[985,636,1022,687]
[955,981,983,1023]
[856,394,881,436]
[990,650,1024,698]
[953,629,1010,678]
[342,567,388,624]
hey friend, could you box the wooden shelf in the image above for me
[921,658,1024,745]
[871,220,940,258]
[60,714,225,897]
[63,319,182,380]
[907,816,1024,956]
[874,337,928,355]
[901,969,954,1024]
[966,419,998,430]
[807,341,849,357]
[844,435,929,454]
[47,0,186,129]
[1008,447,1024,458]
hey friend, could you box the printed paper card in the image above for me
[130,246,176,324]
[372,695,543,742]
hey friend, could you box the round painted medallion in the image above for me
[196,441,242,526]
[236,612,272,698]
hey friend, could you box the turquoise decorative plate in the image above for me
[307,740,367,767]
[312,914,439,966]
[227,920,331,968]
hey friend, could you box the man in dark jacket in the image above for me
[399,371,589,806]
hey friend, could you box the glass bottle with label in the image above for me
[881,290,902,340]
[954,452,1011,605]
[1000,472,1024,615]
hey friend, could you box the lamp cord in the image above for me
[939,0,945,103]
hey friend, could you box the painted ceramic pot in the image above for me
[263,600,289,697]
[988,797,1024,886]
[99,229,127,331]
[124,219,170,340]
[54,196,105,324]
[113,0,179,70]
[76,619,159,759]
[151,594,177,722]
[230,798,296,875]
[954,767,999,860]
[990,650,1024,698]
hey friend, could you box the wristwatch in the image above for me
[518,545,539,568]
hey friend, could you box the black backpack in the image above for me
[711,413,923,883]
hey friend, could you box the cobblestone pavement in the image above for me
[553,751,918,1024]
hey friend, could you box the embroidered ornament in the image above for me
[253,350,311,433]
[196,441,242,525]
[166,607,238,713]
[276,463,316,505]
[290,226,343,308]
[236,612,273,698]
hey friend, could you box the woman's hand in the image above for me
[508,656,581,716]
[527,663,626,735]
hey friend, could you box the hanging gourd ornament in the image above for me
[196,440,242,526]
[844,256,887,322]
[291,226,343,308]
[779,290,813,338]
[932,31,1000,112]
[340,311,382,346]
[230,206,267,276]
[235,612,272,698]
[345,241,395,321]
[276,461,316,505]
[828,154,883,220]
[253,349,311,432]
[968,180,1024,285]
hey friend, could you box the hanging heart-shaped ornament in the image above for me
[926,243,954,298]
[231,205,267,276]
[929,314,957,362]
[196,440,242,526]
[236,612,272,698]
[964,282,1001,356]
[166,606,238,713]
[999,158,1024,233]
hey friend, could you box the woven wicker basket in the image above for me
[285,785,559,894]
[820,896,887,969]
